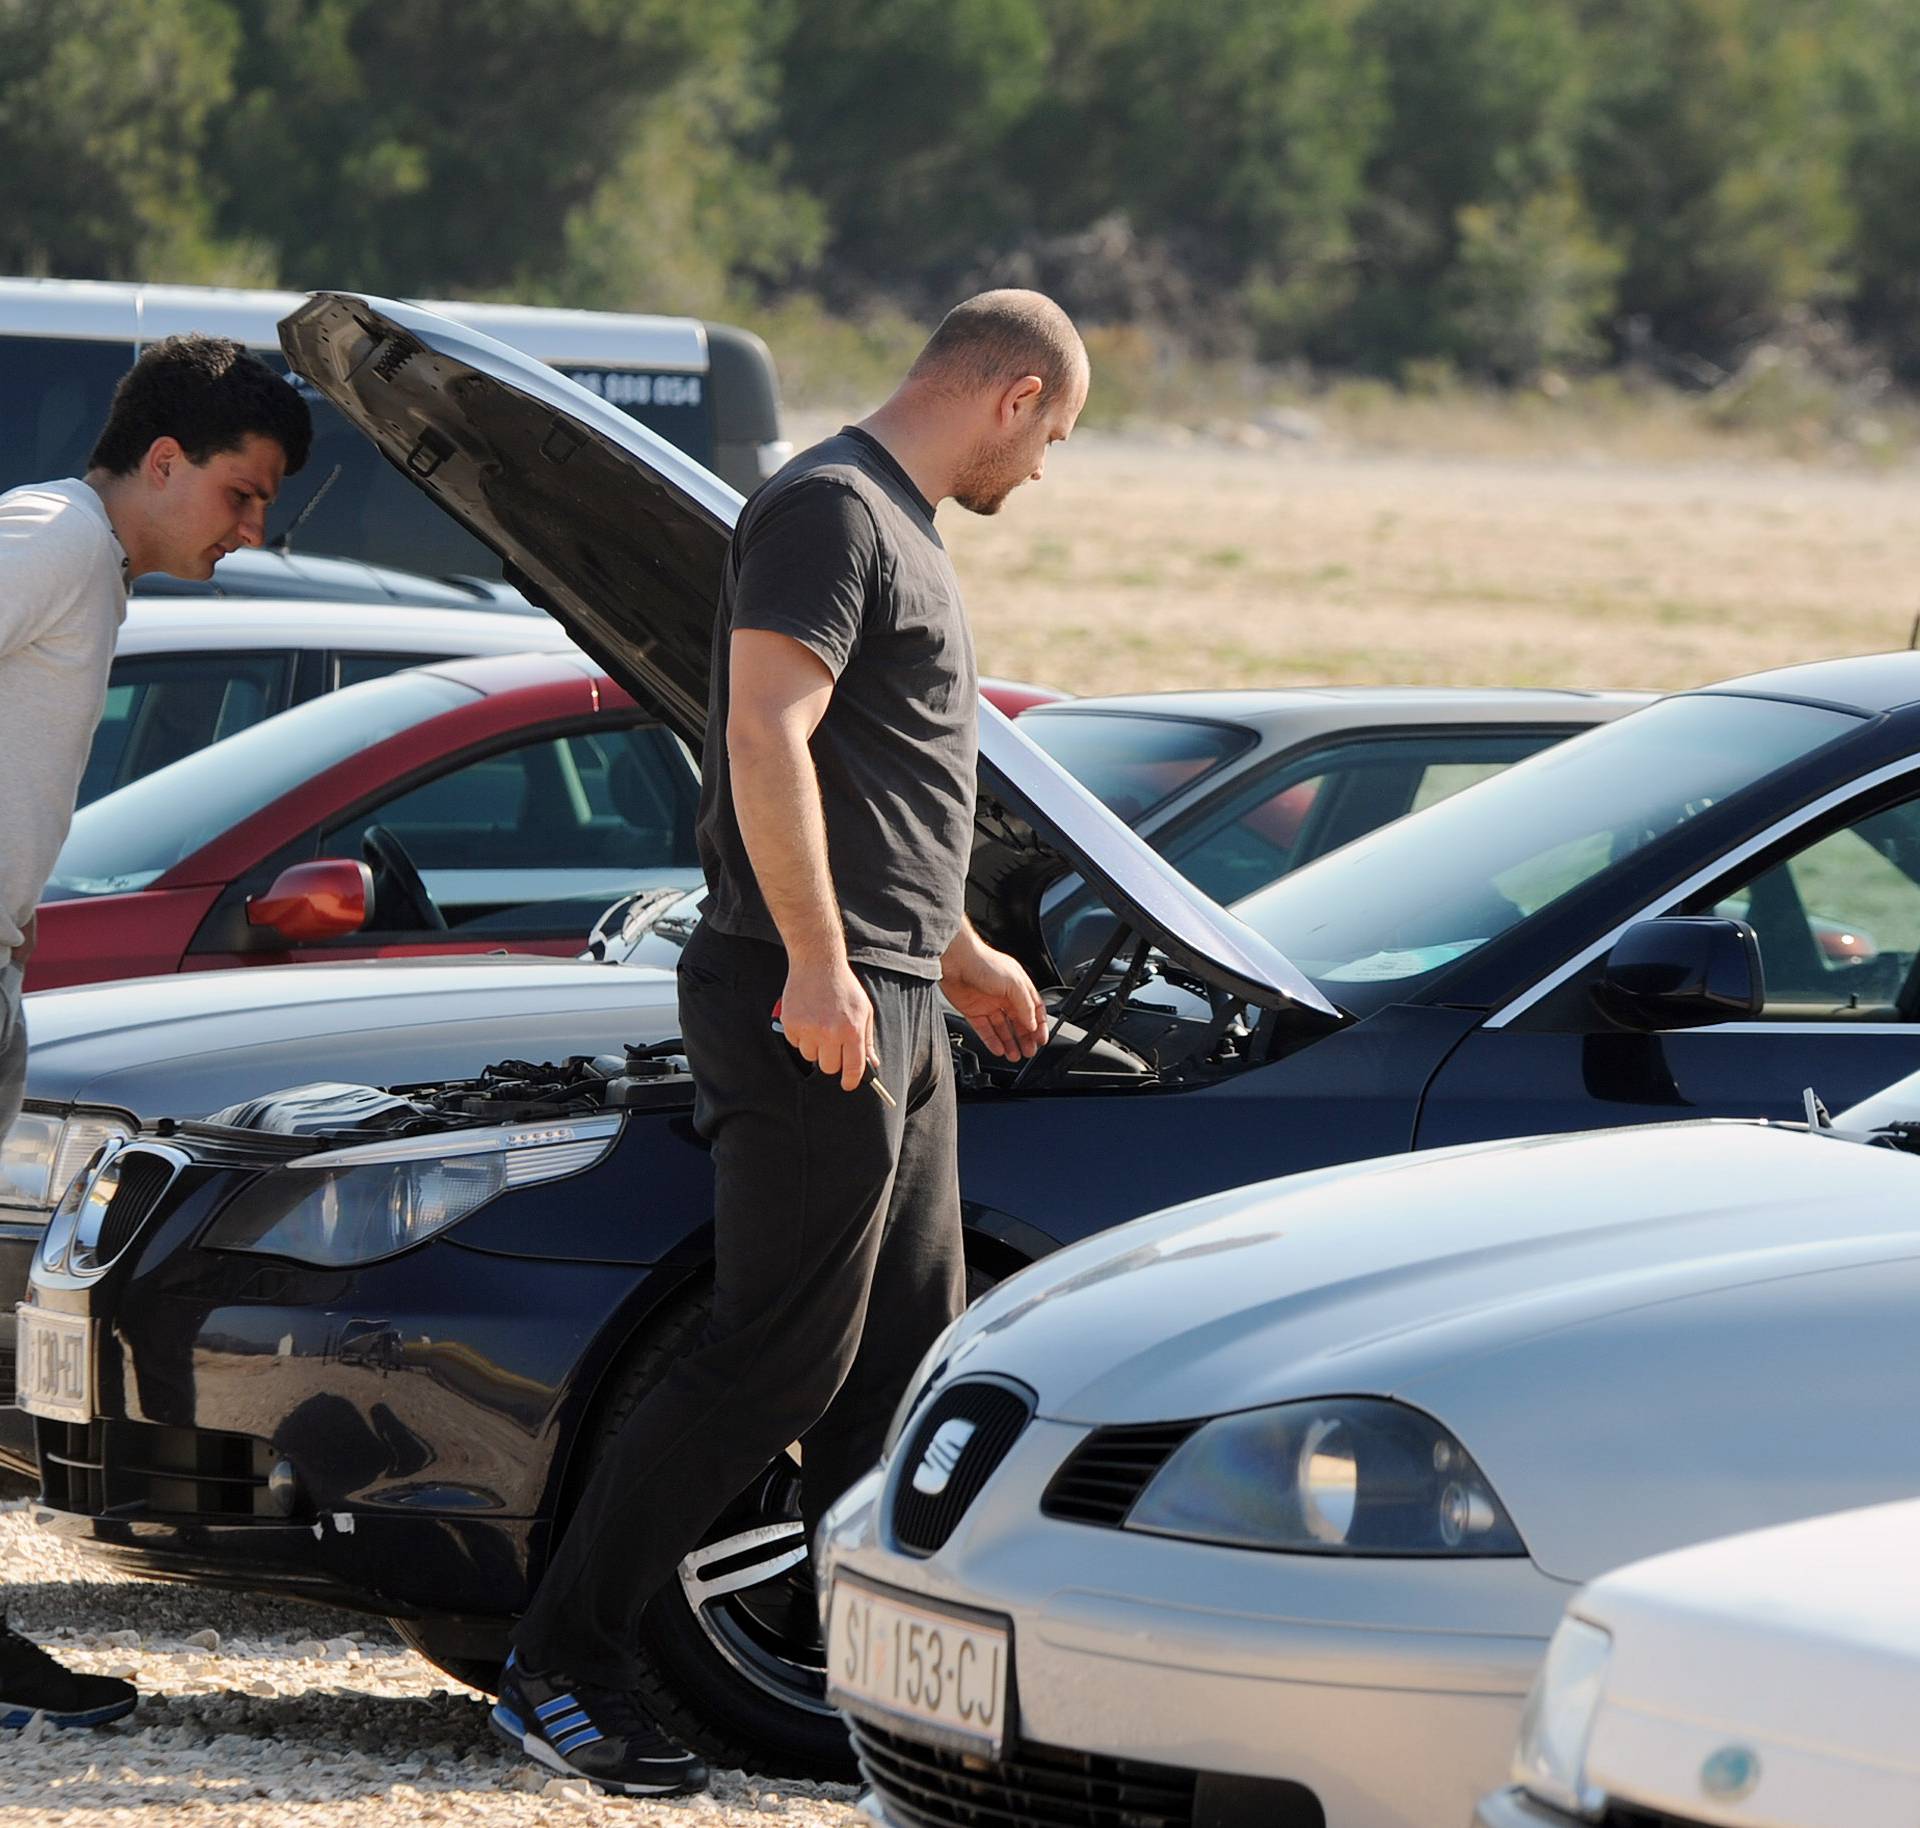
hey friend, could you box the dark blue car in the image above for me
[23,295,1920,1779]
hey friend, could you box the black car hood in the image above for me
[280,293,1338,1022]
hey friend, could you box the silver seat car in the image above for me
[816,1070,1920,1828]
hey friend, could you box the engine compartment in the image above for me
[188,950,1271,1154]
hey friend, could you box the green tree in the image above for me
[0,0,263,281]
[209,0,780,303]
[1324,0,1611,375]
[1832,0,1920,377]
[773,0,1052,281]
[1007,0,1381,349]
[1573,0,1851,362]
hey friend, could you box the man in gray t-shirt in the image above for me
[505,293,1089,1796]
[0,336,310,1734]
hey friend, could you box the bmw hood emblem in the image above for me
[1700,1744,1760,1802]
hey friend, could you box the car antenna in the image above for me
[269,462,342,555]
[1910,609,1920,650]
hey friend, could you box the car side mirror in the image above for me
[1593,915,1764,1031]
[246,859,373,942]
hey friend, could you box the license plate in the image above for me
[826,1573,1011,1756]
[15,1306,91,1423]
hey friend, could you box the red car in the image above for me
[30,650,702,991]
[32,658,1062,992]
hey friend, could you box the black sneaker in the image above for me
[0,1624,137,1730]
[489,1651,708,1796]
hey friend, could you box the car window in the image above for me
[334,651,455,689]
[1235,694,1860,1018]
[1701,796,1920,1019]
[320,720,701,935]
[1044,730,1564,969]
[48,671,473,897]
[1019,712,1255,822]
[81,651,296,806]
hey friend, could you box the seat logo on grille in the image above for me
[911,1418,977,1495]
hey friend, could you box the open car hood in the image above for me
[280,293,1338,1022]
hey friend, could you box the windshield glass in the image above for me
[1234,693,1860,1016]
[1020,711,1254,823]
[48,672,473,896]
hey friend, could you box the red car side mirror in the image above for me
[246,860,373,942]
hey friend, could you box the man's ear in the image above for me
[142,436,185,488]
[998,375,1044,424]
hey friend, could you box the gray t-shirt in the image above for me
[0,479,127,965]
[696,428,978,979]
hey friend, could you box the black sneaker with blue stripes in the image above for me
[0,1622,136,1730]
[489,1651,709,1796]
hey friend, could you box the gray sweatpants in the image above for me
[0,964,24,1143]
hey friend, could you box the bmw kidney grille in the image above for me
[70,1146,182,1275]
[891,1379,1032,1556]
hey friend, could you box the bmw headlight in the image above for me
[1512,1616,1611,1819]
[202,1115,621,1267]
[0,1108,134,1213]
[1126,1398,1524,1555]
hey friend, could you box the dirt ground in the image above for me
[845,421,1920,698]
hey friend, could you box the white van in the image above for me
[0,277,787,577]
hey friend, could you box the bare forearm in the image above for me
[728,720,844,965]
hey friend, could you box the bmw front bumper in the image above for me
[817,1414,1575,1828]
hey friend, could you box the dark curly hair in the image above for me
[89,334,313,478]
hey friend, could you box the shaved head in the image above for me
[908,289,1088,405]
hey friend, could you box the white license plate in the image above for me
[15,1306,91,1423]
[826,1574,1011,1755]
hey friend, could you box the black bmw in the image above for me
[23,296,1920,1779]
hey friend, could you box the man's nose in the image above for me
[239,504,268,548]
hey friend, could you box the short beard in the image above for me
[950,431,1021,516]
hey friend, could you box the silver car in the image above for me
[815,1073,1920,1828]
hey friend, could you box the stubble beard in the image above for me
[951,431,1023,517]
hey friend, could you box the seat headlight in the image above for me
[202,1115,621,1267]
[1126,1397,1524,1555]
[0,1109,134,1213]
[1513,1616,1612,1819]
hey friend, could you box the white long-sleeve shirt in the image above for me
[0,479,127,963]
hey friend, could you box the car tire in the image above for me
[586,1262,999,1780]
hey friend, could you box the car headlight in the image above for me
[1126,1397,1524,1555]
[201,1115,622,1267]
[0,1109,134,1213]
[1512,1616,1612,1819]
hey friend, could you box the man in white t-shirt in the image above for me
[0,335,310,1731]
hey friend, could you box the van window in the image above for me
[2,328,759,579]
[0,337,132,493]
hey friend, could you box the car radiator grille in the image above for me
[37,1419,285,1519]
[850,1721,1325,1828]
[1039,1422,1197,1527]
[86,1149,178,1267]
[891,1380,1032,1556]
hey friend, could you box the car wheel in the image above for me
[386,1617,507,1695]
[594,1263,999,1779]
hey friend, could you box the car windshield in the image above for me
[1020,711,1254,823]
[1234,693,1861,1016]
[46,672,474,897]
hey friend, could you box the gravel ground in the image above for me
[0,1502,866,1828]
